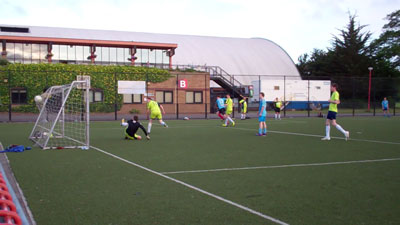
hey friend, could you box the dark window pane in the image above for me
[11,89,27,104]
[20,92,27,103]
[0,27,29,33]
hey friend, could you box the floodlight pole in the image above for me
[368,67,373,111]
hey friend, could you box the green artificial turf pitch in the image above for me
[1,117,400,225]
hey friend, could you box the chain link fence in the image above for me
[0,68,399,122]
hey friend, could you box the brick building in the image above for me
[119,72,210,116]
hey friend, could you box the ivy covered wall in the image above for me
[0,63,170,112]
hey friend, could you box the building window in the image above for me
[14,43,23,63]
[0,26,29,33]
[23,43,32,64]
[11,88,27,104]
[89,89,103,103]
[6,42,14,62]
[123,94,142,104]
[155,91,173,104]
[186,91,203,104]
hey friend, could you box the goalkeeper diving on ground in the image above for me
[121,115,150,140]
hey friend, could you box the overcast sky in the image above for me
[1,0,398,63]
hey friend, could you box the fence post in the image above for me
[145,72,149,120]
[307,78,310,117]
[352,78,355,117]
[205,73,207,119]
[232,75,235,119]
[114,72,117,120]
[258,75,261,118]
[283,76,286,117]
[373,85,376,116]
[8,70,11,121]
[176,74,179,120]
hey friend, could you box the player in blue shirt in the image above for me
[256,92,267,136]
[216,96,226,120]
[382,97,390,117]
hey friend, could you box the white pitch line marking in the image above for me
[90,145,290,225]
[161,158,400,175]
[231,127,400,145]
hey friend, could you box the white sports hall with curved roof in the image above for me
[0,25,300,85]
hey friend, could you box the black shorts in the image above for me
[327,111,337,120]
[218,108,226,115]
[274,108,281,113]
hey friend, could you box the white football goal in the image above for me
[29,79,90,149]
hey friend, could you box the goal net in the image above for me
[29,80,90,149]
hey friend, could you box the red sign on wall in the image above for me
[179,79,188,89]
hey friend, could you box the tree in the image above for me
[297,13,373,78]
[297,49,334,78]
[330,13,373,77]
[370,9,400,77]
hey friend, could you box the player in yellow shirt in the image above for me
[146,97,168,133]
[223,94,235,127]
[274,97,282,120]
[239,96,248,120]
[322,83,349,141]
[225,94,233,116]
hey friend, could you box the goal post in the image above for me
[29,79,90,149]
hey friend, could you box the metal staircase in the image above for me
[205,66,248,98]
[169,64,250,98]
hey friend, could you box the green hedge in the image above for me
[0,63,170,112]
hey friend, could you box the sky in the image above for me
[1,0,399,63]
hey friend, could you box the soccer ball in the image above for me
[183,117,189,120]
[43,132,53,138]
[34,95,43,103]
